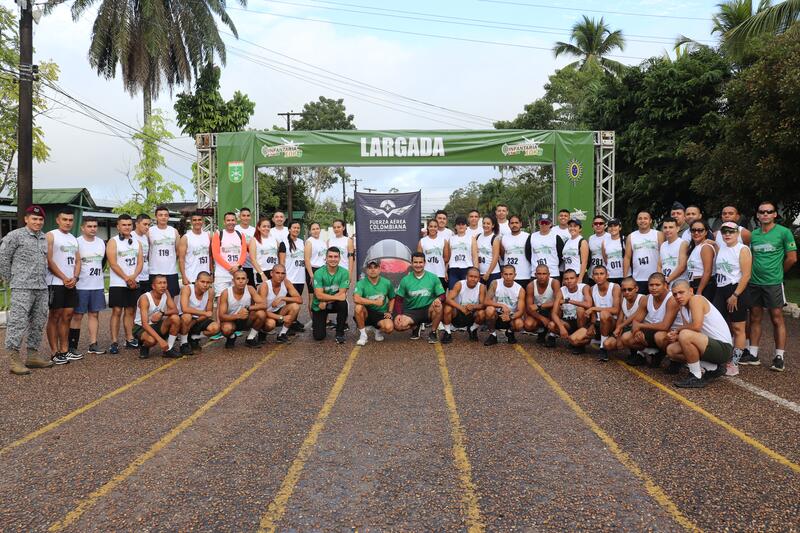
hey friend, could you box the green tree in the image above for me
[54,0,246,121]
[581,48,732,224]
[725,0,799,54]
[690,24,800,220]
[0,5,59,196]
[115,110,185,214]
[553,16,626,76]
[257,168,313,216]
[494,99,555,129]
[174,63,255,137]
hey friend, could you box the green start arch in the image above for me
[195,129,615,229]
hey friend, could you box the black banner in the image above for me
[354,191,421,286]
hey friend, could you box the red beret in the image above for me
[25,205,45,217]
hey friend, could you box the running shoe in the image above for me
[124,338,139,349]
[356,333,368,346]
[139,346,150,359]
[441,331,453,344]
[65,349,84,361]
[163,346,181,358]
[738,350,760,366]
[108,342,119,355]
[725,362,739,376]
[374,329,385,342]
[703,364,726,381]
[428,330,439,344]
[87,343,106,355]
[597,348,609,362]
[245,337,260,348]
[536,330,546,344]
[544,334,557,348]
[290,321,305,333]
[225,336,236,349]
[326,320,336,330]
[674,374,706,388]
[570,345,585,355]
[190,338,202,352]
[276,333,289,343]
[410,324,422,340]
[335,335,345,344]
[52,353,69,365]
[258,331,268,344]
[468,328,479,342]
[506,331,517,344]
[209,332,223,341]
[484,333,498,346]
[624,350,646,367]
[770,356,785,372]
[665,361,683,375]
[180,343,193,356]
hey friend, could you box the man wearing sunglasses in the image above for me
[741,201,797,371]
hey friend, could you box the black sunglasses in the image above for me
[758,209,776,215]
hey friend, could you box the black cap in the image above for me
[567,218,582,227]
[366,259,381,267]
[671,201,686,211]
[538,213,552,223]
[607,218,621,226]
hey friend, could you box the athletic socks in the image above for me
[445,324,452,333]
[776,349,785,358]
[68,328,81,350]
[247,328,258,340]
[179,334,189,344]
[699,361,717,372]
[750,346,759,356]
[469,323,479,331]
[167,335,177,349]
[490,331,497,337]
[190,334,204,340]
[279,326,289,335]
[600,335,608,349]
[687,361,702,379]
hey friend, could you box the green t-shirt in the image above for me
[396,271,445,310]
[750,224,797,285]
[311,266,350,312]
[354,276,396,313]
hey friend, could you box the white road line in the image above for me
[728,377,800,415]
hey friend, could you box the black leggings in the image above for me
[312,301,348,340]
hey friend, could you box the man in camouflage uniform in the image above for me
[0,205,53,375]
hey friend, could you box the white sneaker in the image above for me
[374,329,385,342]
[356,334,368,346]
[725,362,739,376]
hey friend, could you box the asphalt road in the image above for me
[1,311,799,532]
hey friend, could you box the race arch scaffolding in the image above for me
[195,129,615,230]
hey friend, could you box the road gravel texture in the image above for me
[1,311,799,531]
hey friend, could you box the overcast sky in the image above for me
[13,0,721,212]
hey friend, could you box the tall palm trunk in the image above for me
[142,80,153,198]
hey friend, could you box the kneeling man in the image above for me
[550,269,592,353]
[177,270,220,355]
[311,247,351,343]
[484,265,525,346]
[394,252,445,344]
[442,267,486,343]
[666,280,733,388]
[133,274,181,359]
[353,259,396,345]
[218,269,267,349]
[571,265,620,361]
[622,272,680,367]
[260,263,303,343]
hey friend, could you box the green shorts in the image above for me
[702,339,733,364]
[133,320,163,340]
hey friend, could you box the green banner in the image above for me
[215,130,595,231]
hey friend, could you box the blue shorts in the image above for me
[75,289,107,314]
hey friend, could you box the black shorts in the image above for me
[109,286,139,308]
[189,317,214,335]
[243,267,256,287]
[438,277,448,293]
[516,278,531,290]
[636,280,649,294]
[562,317,578,333]
[293,283,305,296]
[643,329,659,348]
[233,318,252,331]
[150,273,180,297]
[608,277,624,286]
[137,279,151,296]
[480,272,501,286]
[748,284,785,309]
[358,307,387,328]
[713,284,750,323]
[306,266,321,290]
[447,267,470,290]
[452,310,474,328]
[256,270,272,285]
[690,278,716,302]
[404,306,430,326]
[133,320,164,340]
[48,285,78,310]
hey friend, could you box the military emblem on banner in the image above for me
[228,161,244,183]
[567,159,583,186]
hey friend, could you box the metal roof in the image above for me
[26,188,97,207]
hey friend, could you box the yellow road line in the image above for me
[616,360,800,474]
[258,346,361,533]
[48,347,283,532]
[515,346,700,532]
[435,343,485,533]
[1,358,183,457]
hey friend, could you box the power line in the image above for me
[243,0,704,45]
[223,8,648,60]
[478,0,710,21]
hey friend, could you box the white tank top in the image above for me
[530,231,560,277]
[184,231,211,283]
[645,292,672,324]
[533,279,556,306]
[448,233,473,269]
[497,220,510,236]
[235,224,256,268]
[307,236,328,268]
[177,284,209,317]
[501,231,531,280]
[629,230,660,281]
[562,235,584,273]
[134,292,167,326]
[76,236,106,291]
[467,226,482,240]
[680,297,733,344]
[271,226,290,246]
[476,233,500,274]
[215,230,245,282]
[148,225,178,275]
[265,280,288,310]
[226,286,252,315]
[494,281,522,313]
[560,283,586,319]
[109,235,140,288]
[455,279,481,305]
[591,282,617,320]
[604,236,624,278]
[255,235,281,272]
[589,234,607,270]
[327,236,351,271]
[47,229,79,286]
[659,238,687,282]
[622,294,645,320]
[715,226,744,247]
[715,242,748,287]
[687,242,716,282]
[420,234,446,277]
[134,231,150,281]
[284,238,306,284]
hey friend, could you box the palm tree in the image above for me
[725,0,799,52]
[553,16,626,75]
[49,0,246,122]
[675,0,771,54]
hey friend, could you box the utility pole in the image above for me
[16,0,33,225]
[276,111,304,224]
[341,173,347,220]
[352,178,361,195]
